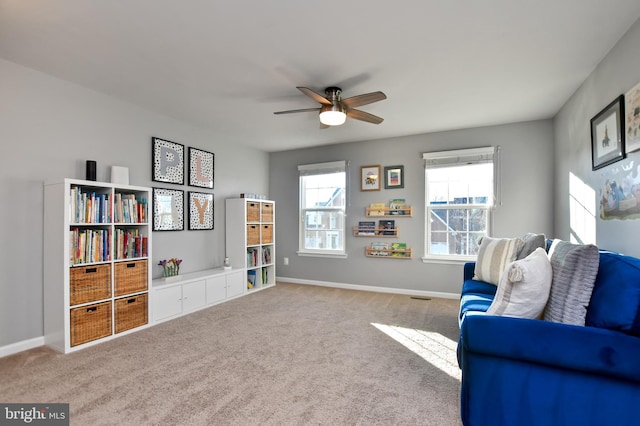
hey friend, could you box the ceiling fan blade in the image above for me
[347,109,384,124]
[297,87,332,105]
[341,91,387,109]
[274,107,321,115]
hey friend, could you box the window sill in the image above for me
[297,251,348,259]
[421,255,476,265]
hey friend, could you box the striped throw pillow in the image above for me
[474,236,524,285]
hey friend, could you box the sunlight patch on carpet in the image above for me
[371,323,461,381]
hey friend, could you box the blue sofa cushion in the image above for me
[459,279,496,323]
[586,251,640,336]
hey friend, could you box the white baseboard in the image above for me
[276,276,460,300]
[0,336,44,358]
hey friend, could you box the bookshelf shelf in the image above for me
[353,226,400,237]
[44,178,152,353]
[226,198,276,292]
[365,247,412,259]
[365,206,413,217]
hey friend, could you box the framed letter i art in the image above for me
[189,147,214,189]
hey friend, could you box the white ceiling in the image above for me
[2,1,640,152]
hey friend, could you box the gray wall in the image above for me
[270,120,555,295]
[554,18,640,256]
[0,58,269,347]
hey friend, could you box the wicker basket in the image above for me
[114,259,148,297]
[246,201,260,222]
[70,264,111,306]
[247,224,260,245]
[115,294,148,333]
[261,202,274,222]
[261,224,273,244]
[70,301,112,346]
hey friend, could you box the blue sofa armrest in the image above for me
[463,262,475,282]
[461,314,640,381]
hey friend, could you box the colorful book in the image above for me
[369,202,386,216]
[358,221,376,235]
[389,198,406,215]
[378,220,395,235]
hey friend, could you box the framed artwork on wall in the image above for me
[188,191,214,230]
[361,165,381,191]
[591,95,625,170]
[188,147,214,188]
[384,165,404,189]
[625,81,640,153]
[152,137,184,184]
[153,188,184,231]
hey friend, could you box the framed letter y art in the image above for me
[188,192,214,230]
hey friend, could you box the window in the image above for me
[298,161,347,257]
[423,147,497,260]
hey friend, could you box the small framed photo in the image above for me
[591,95,625,170]
[188,192,214,230]
[153,188,184,231]
[188,147,214,188]
[361,165,381,191]
[384,165,404,189]
[625,81,640,153]
[152,137,184,184]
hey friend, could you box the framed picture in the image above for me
[188,192,214,230]
[188,147,214,188]
[153,188,184,231]
[384,165,404,189]
[152,137,184,184]
[361,165,381,191]
[591,95,625,170]
[625,81,640,153]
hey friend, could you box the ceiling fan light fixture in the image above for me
[319,105,346,126]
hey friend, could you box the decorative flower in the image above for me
[159,258,182,277]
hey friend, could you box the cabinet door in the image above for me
[182,280,206,314]
[226,271,245,298]
[206,275,227,305]
[154,285,182,322]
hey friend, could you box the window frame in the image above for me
[422,147,498,263]
[297,161,348,258]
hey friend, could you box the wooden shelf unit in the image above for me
[365,247,412,259]
[353,226,399,237]
[365,206,413,217]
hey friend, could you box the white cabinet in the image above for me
[152,269,245,323]
[44,178,152,353]
[225,198,276,292]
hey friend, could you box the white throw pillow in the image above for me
[474,236,524,285]
[486,248,553,319]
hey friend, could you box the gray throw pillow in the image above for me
[516,233,546,260]
[543,239,600,326]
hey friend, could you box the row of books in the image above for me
[70,187,111,224]
[69,187,148,224]
[114,228,148,260]
[247,248,259,267]
[368,199,408,216]
[247,267,270,289]
[262,246,272,264]
[357,220,396,235]
[113,193,147,224]
[70,228,111,265]
[368,242,409,257]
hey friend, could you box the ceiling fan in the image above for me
[274,86,387,126]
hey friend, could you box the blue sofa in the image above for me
[458,249,640,426]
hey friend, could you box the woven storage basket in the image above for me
[70,263,111,306]
[115,294,148,333]
[247,225,260,245]
[246,201,260,222]
[114,259,148,297]
[261,202,274,222]
[261,224,273,244]
[70,301,112,346]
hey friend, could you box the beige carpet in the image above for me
[1,282,463,425]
